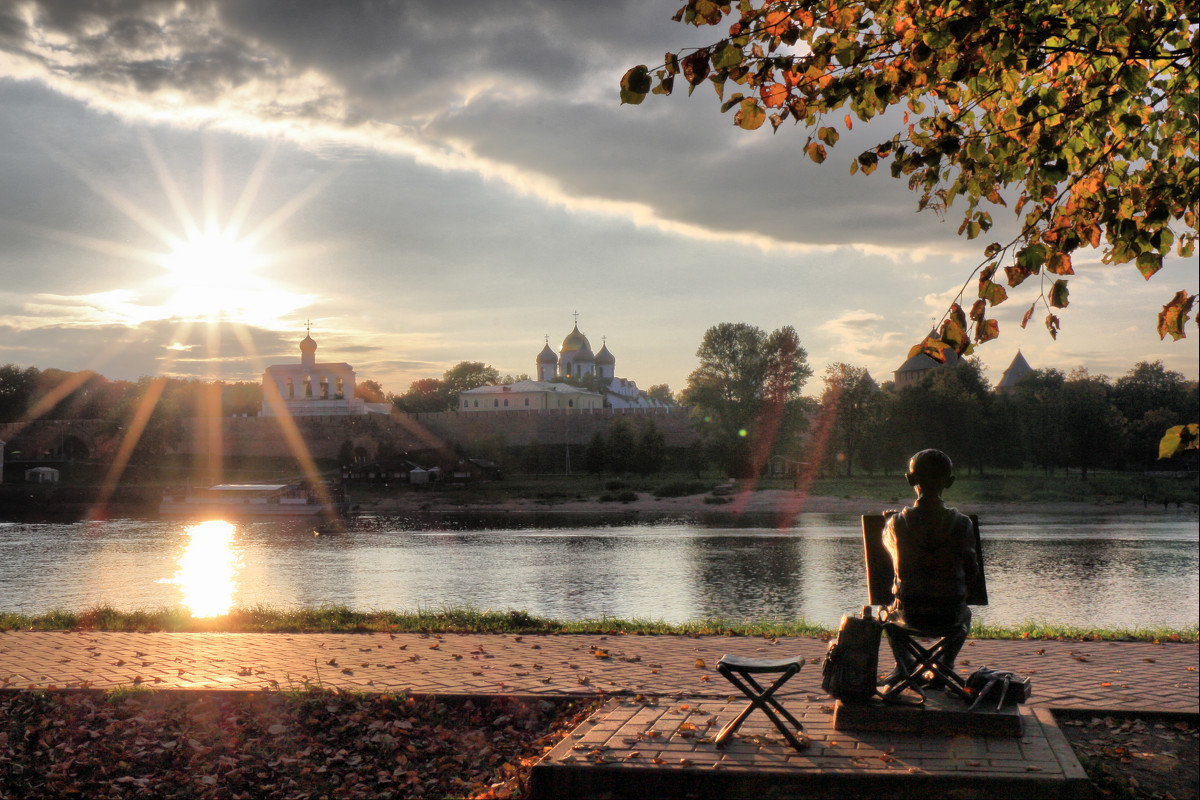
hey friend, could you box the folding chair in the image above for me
[713,654,808,750]
[862,514,987,704]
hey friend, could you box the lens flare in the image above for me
[173,520,241,617]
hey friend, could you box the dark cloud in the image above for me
[3,0,957,252]
[0,319,296,382]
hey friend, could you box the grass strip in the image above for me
[1,604,1195,642]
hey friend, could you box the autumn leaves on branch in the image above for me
[621,0,1198,358]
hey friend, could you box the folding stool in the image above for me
[877,617,972,703]
[713,654,808,750]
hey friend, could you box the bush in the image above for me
[703,495,731,505]
[653,480,710,498]
[604,479,628,491]
[617,490,638,503]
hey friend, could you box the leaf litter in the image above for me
[0,689,596,799]
[1058,713,1198,799]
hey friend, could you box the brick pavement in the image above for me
[1,631,1195,714]
[3,631,1194,799]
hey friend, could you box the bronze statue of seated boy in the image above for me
[881,449,977,688]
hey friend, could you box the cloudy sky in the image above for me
[1,1,1196,399]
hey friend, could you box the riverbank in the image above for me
[359,486,1199,521]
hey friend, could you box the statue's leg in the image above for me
[883,605,918,682]
[937,605,972,671]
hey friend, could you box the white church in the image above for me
[261,328,377,417]
[459,317,670,413]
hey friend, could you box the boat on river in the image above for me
[159,482,350,519]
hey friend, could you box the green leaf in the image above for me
[1049,279,1069,308]
[712,41,743,70]
[1119,64,1150,94]
[734,99,766,130]
[980,280,1008,306]
[921,27,953,50]
[1137,252,1163,279]
[620,65,652,105]
[1016,244,1047,271]
[1159,424,1200,459]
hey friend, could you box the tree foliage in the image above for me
[394,378,449,413]
[624,0,1199,352]
[647,383,676,404]
[681,322,812,476]
[354,379,386,404]
[440,362,501,401]
[819,362,879,476]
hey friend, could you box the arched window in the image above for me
[503,399,509,407]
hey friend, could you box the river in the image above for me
[1,512,1196,629]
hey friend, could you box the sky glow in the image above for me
[0,1,1195,396]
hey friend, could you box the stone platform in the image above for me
[531,697,1091,799]
[833,690,1022,737]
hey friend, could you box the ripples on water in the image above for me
[0,513,1196,628]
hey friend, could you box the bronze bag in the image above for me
[821,607,882,700]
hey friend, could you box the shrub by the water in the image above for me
[653,480,710,498]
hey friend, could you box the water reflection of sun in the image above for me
[174,520,242,617]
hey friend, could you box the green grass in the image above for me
[1,604,1195,642]
[345,469,1198,510]
[805,470,1199,507]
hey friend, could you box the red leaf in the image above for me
[1157,290,1196,341]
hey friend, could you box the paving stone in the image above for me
[0,631,1191,797]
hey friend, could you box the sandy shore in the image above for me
[359,488,1197,521]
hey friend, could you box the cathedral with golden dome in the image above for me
[533,316,670,409]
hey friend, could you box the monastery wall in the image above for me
[182,407,698,459]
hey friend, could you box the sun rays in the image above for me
[6,132,342,518]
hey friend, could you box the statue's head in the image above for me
[906,449,955,492]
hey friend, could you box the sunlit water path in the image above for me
[1,513,1196,629]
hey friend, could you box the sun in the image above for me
[156,226,312,326]
[160,228,265,319]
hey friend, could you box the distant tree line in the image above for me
[0,365,267,465]
[674,323,1196,480]
[811,359,1198,479]
[0,365,265,423]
